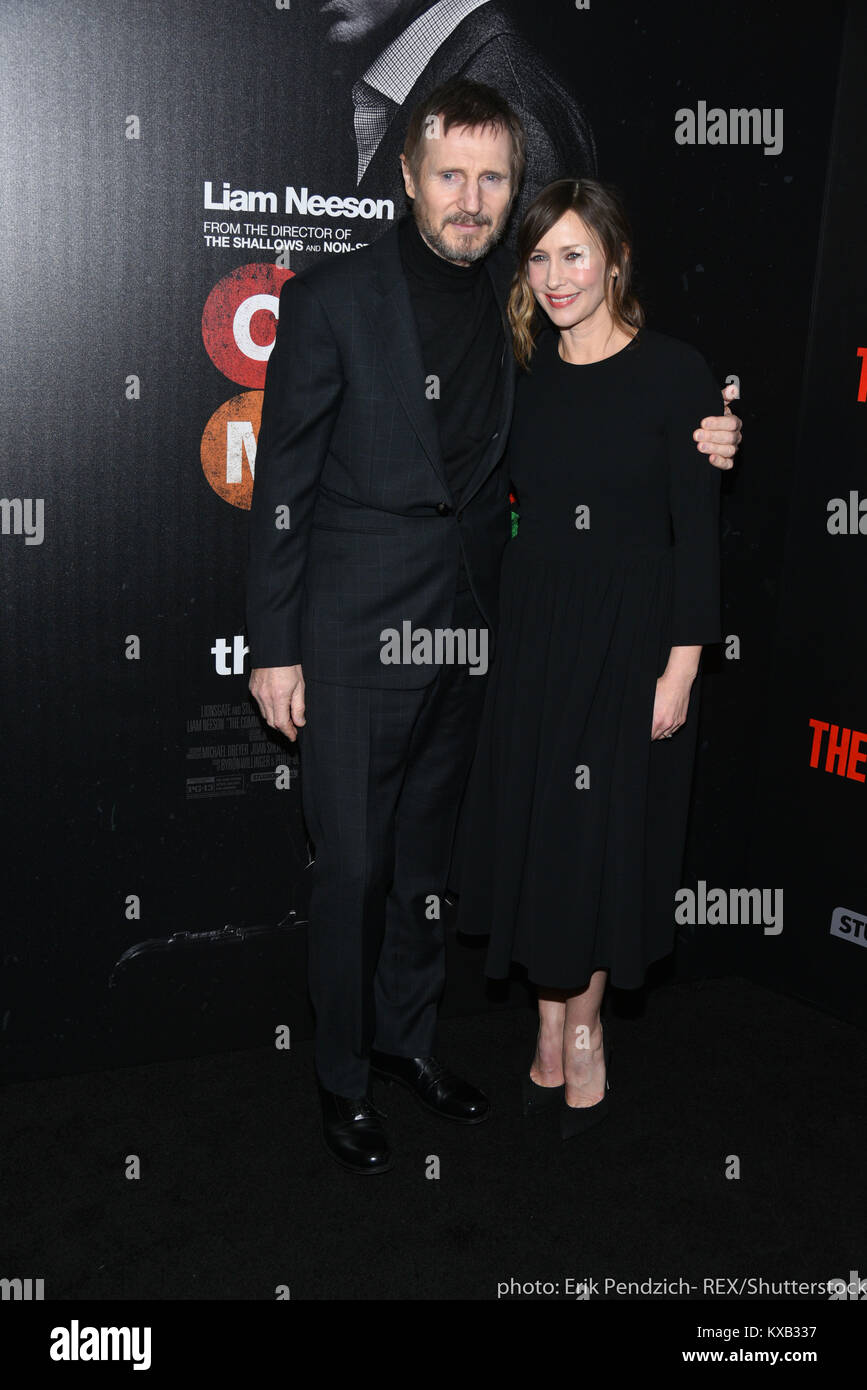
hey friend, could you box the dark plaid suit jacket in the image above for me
[245,223,517,688]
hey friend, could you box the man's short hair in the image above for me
[402,76,526,191]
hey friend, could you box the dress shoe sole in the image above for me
[371,1070,491,1124]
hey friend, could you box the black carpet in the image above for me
[2,976,864,1303]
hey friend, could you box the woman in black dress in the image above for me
[456,179,722,1138]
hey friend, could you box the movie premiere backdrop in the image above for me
[1,0,860,1081]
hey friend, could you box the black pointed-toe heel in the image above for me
[560,1027,611,1140]
[521,1071,565,1117]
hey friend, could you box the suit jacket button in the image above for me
[436,502,453,515]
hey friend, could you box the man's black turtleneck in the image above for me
[398,213,504,587]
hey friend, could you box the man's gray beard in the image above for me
[413,210,506,264]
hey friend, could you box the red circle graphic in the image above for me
[202,262,294,388]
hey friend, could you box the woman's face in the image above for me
[525,210,614,330]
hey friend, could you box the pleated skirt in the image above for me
[455,528,702,990]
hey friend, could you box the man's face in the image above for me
[316,0,409,44]
[400,121,515,265]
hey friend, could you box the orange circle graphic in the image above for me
[200,390,263,509]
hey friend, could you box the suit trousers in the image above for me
[299,574,489,1096]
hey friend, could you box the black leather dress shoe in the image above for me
[369,1051,491,1124]
[317,1083,393,1174]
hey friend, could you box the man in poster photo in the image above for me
[246,76,742,1175]
[314,0,597,237]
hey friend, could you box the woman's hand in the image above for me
[651,646,702,740]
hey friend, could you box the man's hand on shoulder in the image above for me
[694,382,743,470]
[249,665,306,742]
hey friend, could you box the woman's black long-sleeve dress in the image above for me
[455,326,722,990]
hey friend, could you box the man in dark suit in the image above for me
[246,78,741,1175]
